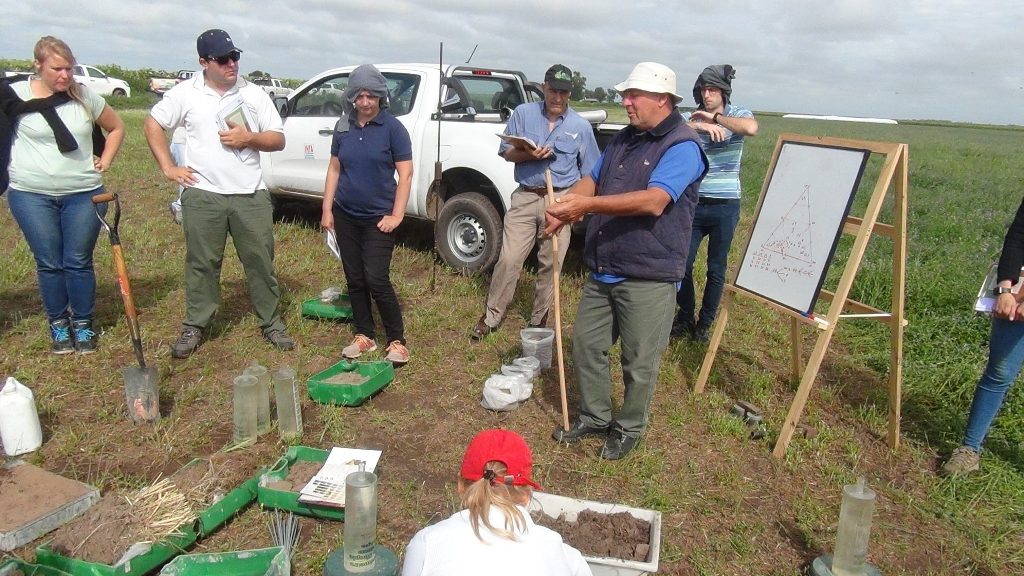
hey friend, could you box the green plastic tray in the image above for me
[257,446,344,521]
[306,360,394,407]
[35,520,199,576]
[158,546,287,576]
[300,296,352,320]
[0,558,74,576]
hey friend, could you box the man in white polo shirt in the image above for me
[143,28,293,358]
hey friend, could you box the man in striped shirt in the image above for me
[672,65,758,341]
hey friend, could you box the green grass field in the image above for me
[1,107,1022,574]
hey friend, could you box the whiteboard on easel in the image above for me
[734,141,870,314]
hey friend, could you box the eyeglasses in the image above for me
[205,52,240,65]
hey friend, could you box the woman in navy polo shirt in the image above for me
[321,64,413,364]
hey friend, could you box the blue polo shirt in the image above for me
[331,109,413,218]
[498,101,600,189]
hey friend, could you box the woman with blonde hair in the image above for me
[1,36,124,354]
[402,429,591,576]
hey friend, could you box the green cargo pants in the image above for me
[180,187,285,333]
[572,277,675,437]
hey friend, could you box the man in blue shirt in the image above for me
[672,65,758,342]
[545,62,707,460]
[471,64,599,339]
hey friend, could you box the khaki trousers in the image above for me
[483,187,571,328]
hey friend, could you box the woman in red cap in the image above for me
[402,428,591,576]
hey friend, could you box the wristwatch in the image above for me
[713,112,722,124]
[993,286,1014,296]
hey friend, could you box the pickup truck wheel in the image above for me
[435,192,502,274]
[112,88,126,97]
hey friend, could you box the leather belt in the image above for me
[698,197,741,205]
[521,185,568,195]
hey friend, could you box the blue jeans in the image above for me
[963,317,1024,451]
[7,187,107,322]
[676,200,741,328]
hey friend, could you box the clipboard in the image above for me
[496,133,538,151]
[973,262,1024,314]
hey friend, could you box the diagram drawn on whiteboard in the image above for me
[735,142,869,314]
[750,185,816,282]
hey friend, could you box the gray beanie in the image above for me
[343,64,389,115]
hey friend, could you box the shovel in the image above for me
[93,192,160,423]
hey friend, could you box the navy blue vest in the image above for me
[583,112,707,282]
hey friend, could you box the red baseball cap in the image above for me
[460,429,541,490]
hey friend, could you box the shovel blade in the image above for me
[123,366,160,423]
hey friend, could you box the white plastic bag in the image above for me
[320,286,344,303]
[481,374,527,411]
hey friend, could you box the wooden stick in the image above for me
[545,168,571,432]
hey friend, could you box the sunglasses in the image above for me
[205,52,240,65]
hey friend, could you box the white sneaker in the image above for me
[342,334,377,359]
[385,340,409,365]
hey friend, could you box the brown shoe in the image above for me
[470,316,495,340]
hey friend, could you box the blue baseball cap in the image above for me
[197,29,242,58]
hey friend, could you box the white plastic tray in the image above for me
[529,491,661,576]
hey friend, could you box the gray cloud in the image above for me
[3,0,1022,124]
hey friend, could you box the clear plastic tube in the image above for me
[232,374,258,445]
[243,362,271,436]
[832,477,875,576]
[273,365,303,440]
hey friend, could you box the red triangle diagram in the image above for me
[748,185,816,281]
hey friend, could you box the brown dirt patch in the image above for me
[280,460,321,492]
[167,452,259,508]
[47,493,164,565]
[534,509,651,562]
[42,451,268,565]
[0,463,92,532]
[321,373,367,385]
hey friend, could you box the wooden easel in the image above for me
[694,133,909,458]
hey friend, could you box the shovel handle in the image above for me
[92,192,115,204]
[111,243,145,367]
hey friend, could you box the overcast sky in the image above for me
[4,0,1023,125]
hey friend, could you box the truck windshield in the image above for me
[290,72,420,118]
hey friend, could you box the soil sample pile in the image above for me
[534,509,651,562]
[47,494,147,564]
[168,453,258,508]
[322,372,368,386]
[264,460,321,493]
[47,478,197,565]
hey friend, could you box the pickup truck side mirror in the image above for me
[274,96,289,117]
[439,94,464,113]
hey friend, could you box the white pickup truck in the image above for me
[262,63,614,273]
[251,77,293,99]
[73,65,131,97]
